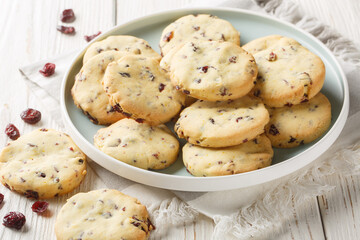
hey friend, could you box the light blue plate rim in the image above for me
[60,7,349,192]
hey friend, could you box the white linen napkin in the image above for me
[19,0,360,239]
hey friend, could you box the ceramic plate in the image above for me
[61,8,349,191]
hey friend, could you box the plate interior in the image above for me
[64,9,345,177]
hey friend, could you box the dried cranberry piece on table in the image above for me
[60,9,75,23]
[5,124,20,140]
[84,31,101,42]
[57,25,75,34]
[20,108,42,124]
[0,193,4,204]
[2,212,26,230]
[31,201,49,213]
[39,63,56,77]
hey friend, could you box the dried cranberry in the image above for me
[288,136,297,143]
[268,124,280,136]
[3,212,26,230]
[60,9,75,23]
[39,63,56,77]
[163,31,174,42]
[84,31,101,42]
[31,201,49,213]
[158,83,165,92]
[20,108,41,124]
[198,66,209,73]
[57,25,75,34]
[229,56,237,63]
[267,52,277,61]
[5,124,20,140]
[0,193,4,204]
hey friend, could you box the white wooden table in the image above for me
[0,0,359,239]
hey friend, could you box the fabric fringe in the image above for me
[256,0,360,67]
[148,197,199,238]
[212,141,360,240]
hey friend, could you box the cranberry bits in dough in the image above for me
[83,35,161,64]
[55,189,154,240]
[161,40,258,101]
[94,118,179,170]
[159,14,240,56]
[183,134,273,177]
[242,35,325,107]
[175,96,270,148]
[265,92,331,148]
[103,55,185,125]
[0,128,87,199]
[72,51,128,125]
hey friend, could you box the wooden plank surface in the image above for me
[0,0,359,239]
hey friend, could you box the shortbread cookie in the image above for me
[265,92,331,148]
[160,40,257,101]
[94,118,179,169]
[183,134,273,177]
[175,96,270,148]
[0,128,86,199]
[83,35,161,63]
[103,55,185,125]
[72,51,127,125]
[159,14,240,56]
[242,35,325,107]
[55,189,154,240]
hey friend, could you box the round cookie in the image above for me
[103,55,186,125]
[83,35,161,64]
[159,14,240,56]
[265,92,331,148]
[94,118,179,169]
[160,40,257,101]
[0,128,86,199]
[183,134,273,177]
[175,96,270,148]
[55,189,154,240]
[242,35,325,107]
[72,51,128,125]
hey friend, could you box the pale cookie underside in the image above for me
[175,96,270,148]
[0,128,86,199]
[83,35,161,64]
[165,40,257,101]
[102,55,185,125]
[265,92,331,148]
[72,51,128,125]
[55,189,154,240]
[183,134,273,177]
[159,14,240,56]
[243,35,325,107]
[94,118,179,169]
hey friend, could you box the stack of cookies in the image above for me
[71,14,331,177]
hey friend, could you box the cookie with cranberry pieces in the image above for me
[94,118,179,169]
[175,96,270,148]
[0,128,86,199]
[242,35,325,107]
[159,14,240,56]
[55,189,154,240]
[183,134,273,177]
[83,35,161,64]
[72,51,128,125]
[265,92,331,148]
[161,40,257,101]
[103,55,185,125]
